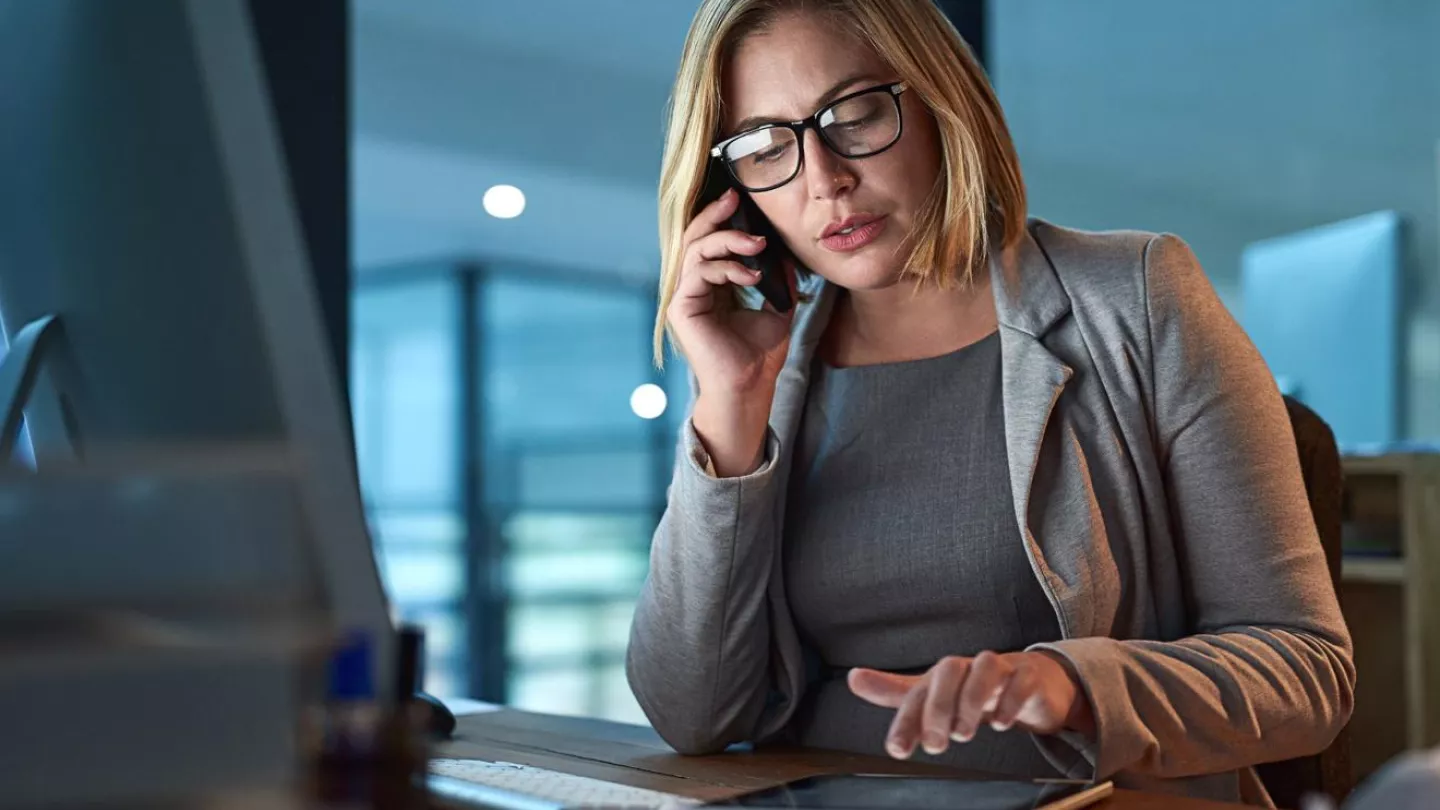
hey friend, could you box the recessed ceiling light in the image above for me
[630,384,668,420]
[483,185,525,219]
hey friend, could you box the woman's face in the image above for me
[721,11,943,291]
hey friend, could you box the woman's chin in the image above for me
[811,262,905,292]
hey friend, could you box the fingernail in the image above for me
[751,235,766,244]
[951,730,973,743]
[922,734,945,755]
[886,739,910,759]
[991,720,1011,732]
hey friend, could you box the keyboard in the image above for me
[428,758,703,809]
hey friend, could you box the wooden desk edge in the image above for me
[441,708,1244,809]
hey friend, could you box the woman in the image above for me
[626,0,1354,805]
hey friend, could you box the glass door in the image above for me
[352,261,681,723]
[478,271,667,724]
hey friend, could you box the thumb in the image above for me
[847,668,920,709]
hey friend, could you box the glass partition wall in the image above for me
[351,260,683,724]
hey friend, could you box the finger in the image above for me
[693,229,767,262]
[990,664,1038,733]
[920,657,969,755]
[847,668,920,710]
[673,260,761,305]
[885,677,930,760]
[685,187,741,242]
[953,652,1013,742]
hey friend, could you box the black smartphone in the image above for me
[692,159,794,313]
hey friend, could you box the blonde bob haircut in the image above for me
[653,0,1027,366]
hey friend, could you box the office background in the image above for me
[342,0,1440,723]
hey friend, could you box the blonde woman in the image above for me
[626,0,1354,805]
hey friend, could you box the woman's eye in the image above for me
[752,145,789,164]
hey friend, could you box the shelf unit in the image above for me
[1340,557,1406,584]
[1338,453,1440,781]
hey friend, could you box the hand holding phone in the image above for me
[666,162,798,477]
[691,160,794,313]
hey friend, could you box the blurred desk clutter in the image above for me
[0,450,348,806]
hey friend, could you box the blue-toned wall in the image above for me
[992,0,1440,438]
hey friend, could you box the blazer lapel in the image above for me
[989,224,1077,634]
[770,274,838,442]
[763,273,839,714]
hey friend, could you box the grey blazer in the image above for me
[626,219,1355,806]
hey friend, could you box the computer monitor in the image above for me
[1240,210,1404,449]
[0,0,393,683]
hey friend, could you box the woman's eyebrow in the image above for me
[725,72,881,137]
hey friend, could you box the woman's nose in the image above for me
[802,129,856,200]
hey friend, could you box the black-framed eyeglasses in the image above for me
[711,82,909,193]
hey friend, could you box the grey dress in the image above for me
[783,331,1063,777]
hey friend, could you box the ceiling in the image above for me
[350,1,693,273]
[353,0,697,83]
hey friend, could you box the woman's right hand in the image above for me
[667,188,794,476]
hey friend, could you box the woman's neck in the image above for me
[822,272,998,368]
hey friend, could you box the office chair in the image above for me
[1254,395,1353,808]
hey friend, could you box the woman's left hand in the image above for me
[848,651,1095,759]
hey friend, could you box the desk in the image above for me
[437,707,1243,809]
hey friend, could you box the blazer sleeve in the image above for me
[1031,234,1356,780]
[625,416,793,754]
